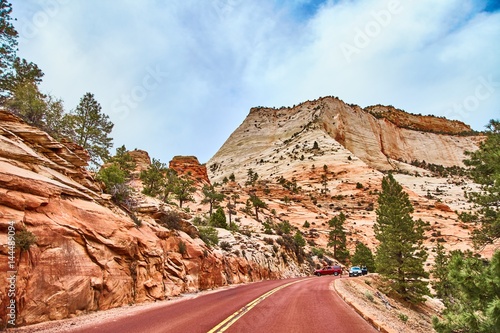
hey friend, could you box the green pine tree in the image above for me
[245,168,258,186]
[210,207,227,229]
[328,212,350,263]
[431,243,451,300]
[201,184,225,216]
[294,231,306,248]
[97,145,136,205]
[433,119,500,332]
[140,158,167,197]
[249,193,266,221]
[463,119,500,246]
[3,57,44,93]
[43,95,74,140]
[433,250,500,333]
[351,242,375,273]
[0,0,18,95]
[6,81,46,126]
[70,92,113,167]
[374,173,429,304]
[107,145,136,176]
[173,174,196,208]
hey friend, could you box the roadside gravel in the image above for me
[334,274,442,333]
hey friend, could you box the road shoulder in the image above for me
[333,275,440,333]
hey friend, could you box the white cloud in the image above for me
[12,0,500,163]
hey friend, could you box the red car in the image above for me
[314,265,342,276]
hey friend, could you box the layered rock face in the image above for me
[169,155,210,185]
[207,97,493,265]
[209,97,481,180]
[321,100,481,170]
[0,110,302,327]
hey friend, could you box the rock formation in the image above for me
[209,97,481,180]
[0,110,303,328]
[207,96,494,263]
[169,155,210,185]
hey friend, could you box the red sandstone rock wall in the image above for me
[0,111,298,327]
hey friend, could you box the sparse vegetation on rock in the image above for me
[15,228,37,251]
[198,226,219,247]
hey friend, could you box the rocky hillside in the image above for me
[0,110,304,328]
[207,96,495,261]
[0,95,494,328]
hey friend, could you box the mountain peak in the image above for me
[208,96,481,183]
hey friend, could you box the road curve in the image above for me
[67,276,377,333]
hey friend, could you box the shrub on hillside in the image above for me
[15,229,37,251]
[198,226,219,247]
[160,211,182,230]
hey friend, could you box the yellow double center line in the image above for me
[208,278,311,333]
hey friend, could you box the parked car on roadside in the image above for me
[314,265,342,276]
[361,266,368,275]
[349,266,363,277]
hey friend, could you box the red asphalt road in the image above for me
[67,276,377,333]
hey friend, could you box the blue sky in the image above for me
[12,0,500,164]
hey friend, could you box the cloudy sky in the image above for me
[12,0,500,164]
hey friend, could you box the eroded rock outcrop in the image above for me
[0,111,302,327]
[210,97,481,177]
[169,155,210,185]
[207,96,493,270]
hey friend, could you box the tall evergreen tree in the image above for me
[1,1,45,99]
[431,243,451,300]
[463,119,500,246]
[43,95,74,140]
[351,242,375,272]
[374,173,429,303]
[433,250,500,333]
[245,168,258,186]
[328,212,350,263]
[161,168,179,203]
[2,57,44,94]
[70,92,113,167]
[0,0,17,95]
[433,119,500,332]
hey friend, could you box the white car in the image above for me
[349,266,363,277]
